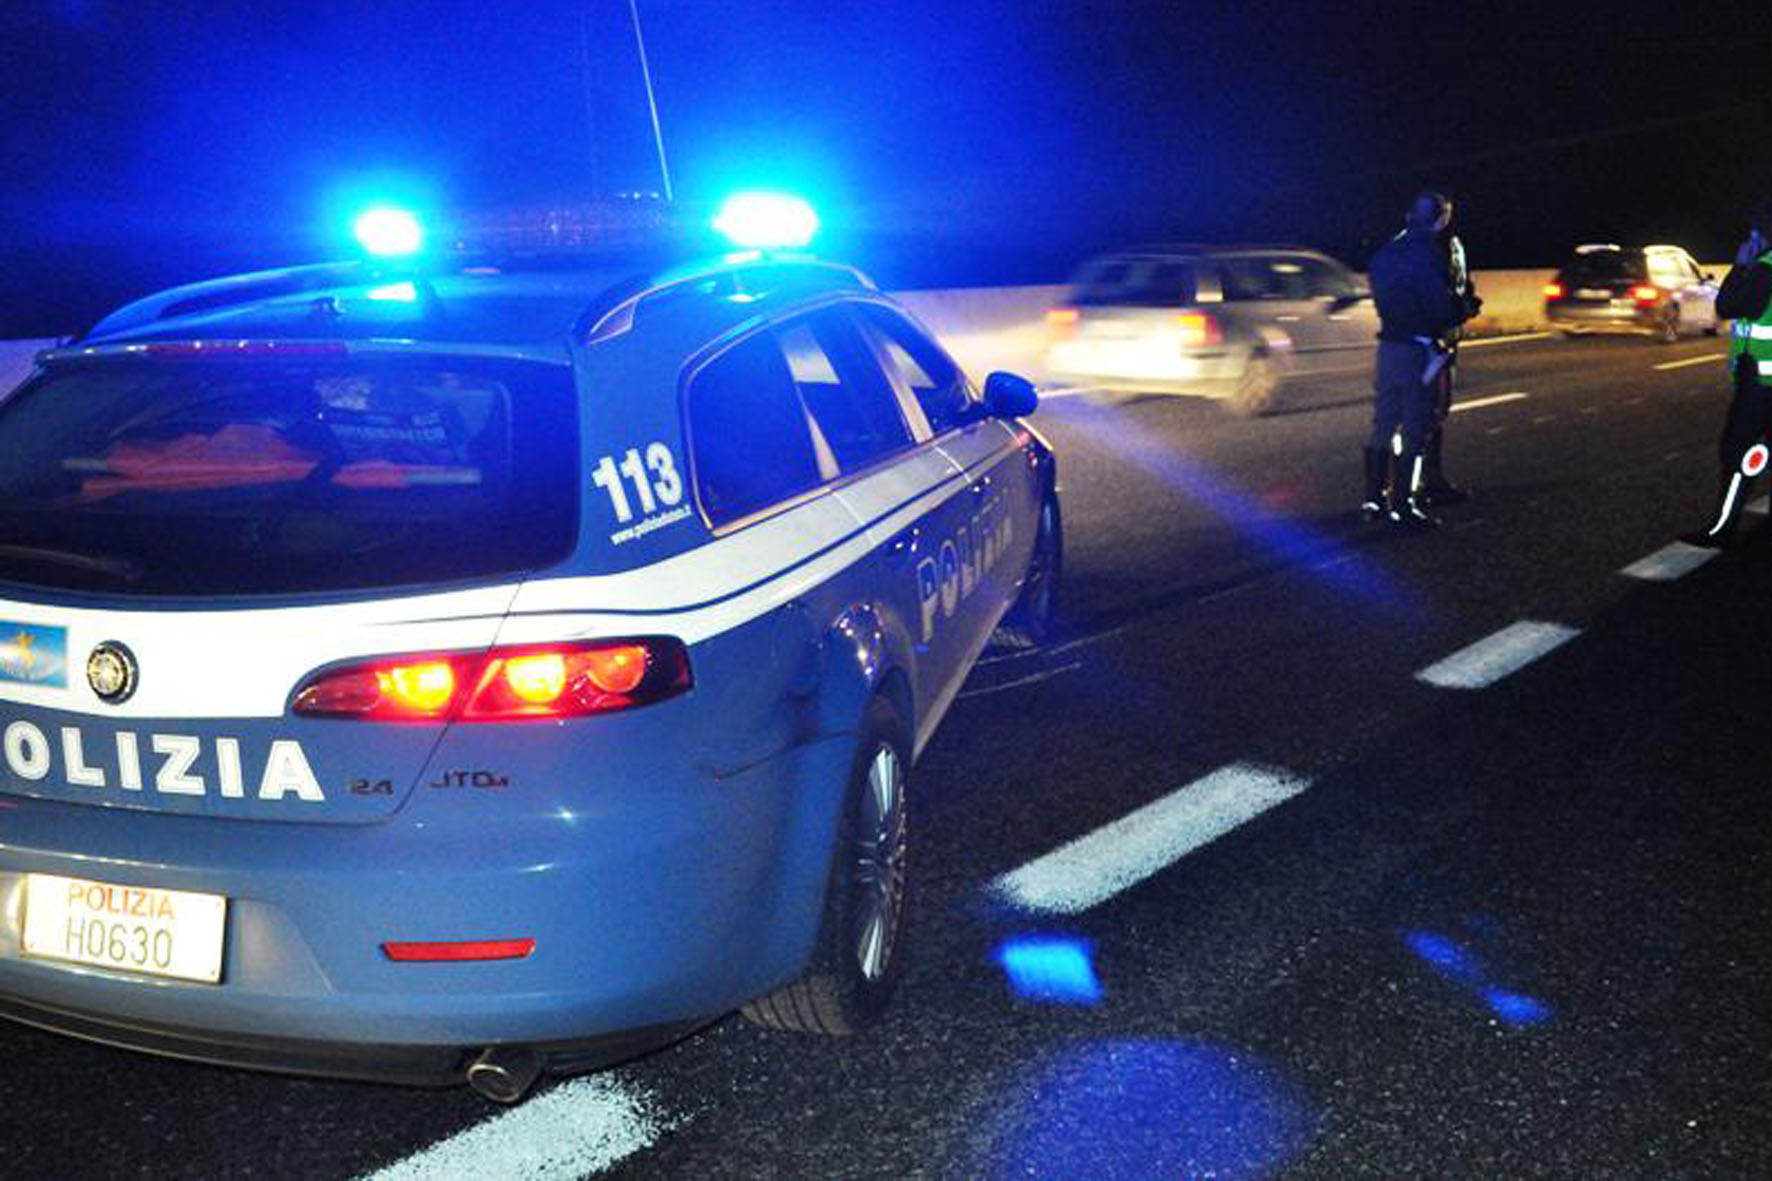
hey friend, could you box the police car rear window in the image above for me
[0,356,577,595]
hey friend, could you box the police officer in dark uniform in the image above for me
[1361,191,1476,528]
[1685,200,1772,547]
[1419,226,1483,505]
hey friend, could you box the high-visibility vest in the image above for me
[1728,249,1772,385]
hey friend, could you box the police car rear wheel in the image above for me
[993,495,1061,650]
[741,697,909,1035]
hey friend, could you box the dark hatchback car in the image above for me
[1543,244,1719,343]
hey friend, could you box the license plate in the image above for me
[1577,288,1610,299]
[21,873,226,984]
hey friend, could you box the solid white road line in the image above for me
[1652,353,1726,372]
[1461,332,1553,347]
[367,1074,668,1181]
[989,763,1310,915]
[1415,621,1581,690]
[1619,541,1719,582]
[1450,392,1529,413]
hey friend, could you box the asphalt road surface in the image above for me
[5,331,1770,1178]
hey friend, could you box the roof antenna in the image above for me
[627,0,674,203]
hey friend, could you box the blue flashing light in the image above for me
[996,937,1102,1005]
[712,192,818,250]
[353,207,425,258]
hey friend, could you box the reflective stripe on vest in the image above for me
[1727,251,1772,385]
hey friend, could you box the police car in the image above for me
[0,197,1060,1100]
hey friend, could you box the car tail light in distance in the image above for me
[292,638,692,721]
[1045,308,1080,339]
[382,938,535,962]
[1631,285,1662,304]
[1176,311,1222,348]
[1542,282,1564,299]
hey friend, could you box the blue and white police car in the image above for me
[0,198,1060,1100]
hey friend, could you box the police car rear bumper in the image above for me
[0,988,701,1085]
[0,725,858,1066]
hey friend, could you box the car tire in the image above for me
[1656,308,1681,344]
[741,696,910,1035]
[1227,353,1280,417]
[992,493,1062,650]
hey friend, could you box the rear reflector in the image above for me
[382,939,536,962]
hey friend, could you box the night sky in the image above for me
[1,0,1766,335]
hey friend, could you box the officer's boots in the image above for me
[1419,425,1468,507]
[1360,446,1390,521]
[1389,451,1440,530]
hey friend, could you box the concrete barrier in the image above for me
[1,258,1735,393]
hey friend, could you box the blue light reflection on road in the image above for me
[996,936,1103,1006]
[1403,929,1555,1027]
[1045,400,1419,612]
[973,1038,1314,1178]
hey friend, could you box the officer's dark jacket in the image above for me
[1369,228,1470,343]
[1716,257,1772,322]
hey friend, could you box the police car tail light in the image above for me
[1542,282,1564,299]
[1631,284,1662,304]
[463,640,685,720]
[291,640,690,722]
[1176,311,1221,348]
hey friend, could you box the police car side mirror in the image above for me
[983,371,1038,419]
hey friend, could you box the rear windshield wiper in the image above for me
[0,544,143,584]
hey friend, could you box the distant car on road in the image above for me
[0,210,1060,1101]
[1543,244,1719,343]
[1042,245,1379,416]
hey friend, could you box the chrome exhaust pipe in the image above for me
[466,1045,542,1103]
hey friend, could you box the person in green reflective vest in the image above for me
[1685,201,1772,547]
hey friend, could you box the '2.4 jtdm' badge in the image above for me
[86,641,139,704]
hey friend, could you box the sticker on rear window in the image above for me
[0,623,68,688]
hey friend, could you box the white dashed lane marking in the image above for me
[1461,332,1553,347]
[1415,621,1581,690]
[959,660,1083,699]
[1652,353,1727,372]
[366,1074,668,1181]
[989,763,1311,915]
[1748,495,1769,517]
[1450,391,1529,413]
[1619,541,1719,582]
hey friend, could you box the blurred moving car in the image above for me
[1042,245,1379,416]
[1543,244,1719,343]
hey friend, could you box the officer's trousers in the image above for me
[1367,340,1435,455]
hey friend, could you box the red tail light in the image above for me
[382,938,535,962]
[1631,284,1662,304]
[1045,307,1080,340]
[1176,311,1221,348]
[1542,282,1564,299]
[291,638,692,721]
